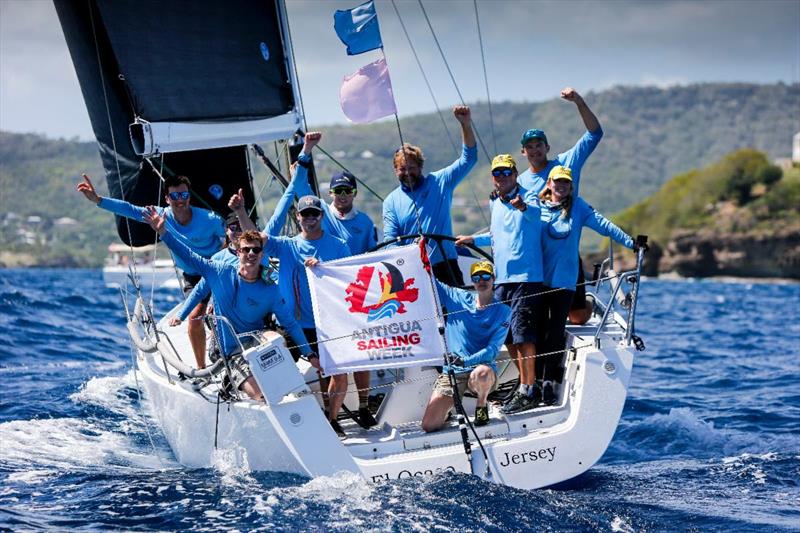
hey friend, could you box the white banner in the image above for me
[307,244,446,375]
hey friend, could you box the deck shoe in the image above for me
[501,392,534,414]
[474,405,489,426]
[358,406,378,428]
[329,418,346,438]
[542,381,556,406]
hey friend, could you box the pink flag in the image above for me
[339,58,397,124]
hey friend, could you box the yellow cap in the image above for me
[470,260,495,277]
[549,165,573,181]
[491,154,517,172]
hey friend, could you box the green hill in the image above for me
[1,82,797,267]
[610,149,799,278]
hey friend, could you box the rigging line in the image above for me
[315,144,384,202]
[410,0,489,228]
[282,2,308,133]
[416,0,491,162]
[87,0,138,281]
[393,112,425,239]
[389,0,458,153]
[473,0,497,154]
[148,159,165,308]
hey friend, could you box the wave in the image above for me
[367,299,401,322]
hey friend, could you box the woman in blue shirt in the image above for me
[537,166,634,402]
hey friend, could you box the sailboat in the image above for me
[55,0,647,490]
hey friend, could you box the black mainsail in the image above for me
[54,0,303,245]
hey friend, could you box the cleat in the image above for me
[501,392,535,414]
[358,407,378,428]
[474,405,489,426]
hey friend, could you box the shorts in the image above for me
[432,368,497,398]
[181,272,212,304]
[570,257,587,311]
[227,352,253,391]
[495,282,544,345]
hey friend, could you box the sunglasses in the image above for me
[492,168,514,178]
[471,273,493,282]
[168,191,191,201]
[299,209,321,218]
[239,246,263,255]
[227,223,242,232]
[331,187,355,196]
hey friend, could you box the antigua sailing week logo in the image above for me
[345,261,419,321]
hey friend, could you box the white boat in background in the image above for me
[103,243,179,291]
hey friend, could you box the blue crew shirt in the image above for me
[382,144,478,264]
[264,233,351,329]
[293,157,378,255]
[518,128,603,196]
[160,232,309,357]
[473,185,543,284]
[541,198,634,290]
[435,281,511,374]
[97,197,225,275]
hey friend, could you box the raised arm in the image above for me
[78,173,148,220]
[143,207,215,278]
[561,87,600,133]
[435,107,479,189]
[228,188,258,232]
[453,105,476,148]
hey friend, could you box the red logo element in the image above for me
[345,262,419,321]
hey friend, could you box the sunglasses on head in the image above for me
[299,209,321,218]
[331,187,355,196]
[492,168,514,178]
[239,246,263,255]
[168,191,190,201]
[471,273,493,282]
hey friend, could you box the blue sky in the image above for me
[1,0,798,141]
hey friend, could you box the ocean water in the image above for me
[0,269,798,532]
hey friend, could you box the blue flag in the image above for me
[333,1,383,55]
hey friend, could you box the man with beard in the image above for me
[382,106,477,286]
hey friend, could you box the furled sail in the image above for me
[54,0,303,245]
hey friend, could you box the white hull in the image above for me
[136,311,634,490]
[103,264,179,291]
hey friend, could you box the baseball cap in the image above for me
[329,171,357,190]
[490,154,517,171]
[470,260,495,277]
[297,195,323,212]
[520,128,548,146]
[549,165,573,182]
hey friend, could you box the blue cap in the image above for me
[330,171,357,190]
[297,195,323,212]
[520,128,548,146]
